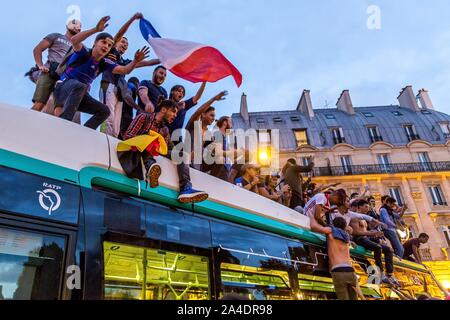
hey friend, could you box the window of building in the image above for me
[340,156,353,175]
[273,117,284,123]
[362,112,374,118]
[404,125,420,141]
[368,126,383,143]
[418,152,432,171]
[377,154,391,173]
[293,129,309,147]
[421,110,432,115]
[392,111,403,116]
[325,114,336,120]
[331,128,345,144]
[439,123,450,139]
[442,226,450,248]
[300,157,312,167]
[258,130,271,145]
[429,185,447,206]
[388,187,404,206]
[291,116,300,122]
[256,118,266,124]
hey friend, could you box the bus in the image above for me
[0,103,447,300]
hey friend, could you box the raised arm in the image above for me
[33,39,51,72]
[185,91,227,131]
[114,13,142,44]
[136,58,160,68]
[192,82,207,104]
[71,16,110,52]
[113,47,150,75]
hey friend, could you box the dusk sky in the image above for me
[1,0,450,120]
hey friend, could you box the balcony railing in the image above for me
[419,248,433,262]
[313,161,450,177]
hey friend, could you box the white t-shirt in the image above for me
[303,193,328,218]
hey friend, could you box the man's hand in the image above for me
[133,12,143,20]
[145,103,155,113]
[251,177,259,186]
[214,91,228,101]
[96,16,111,32]
[134,46,151,63]
[177,101,186,110]
[38,65,49,73]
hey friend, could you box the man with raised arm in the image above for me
[100,13,160,137]
[54,16,150,130]
[31,19,81,115]
[310,215,365,300]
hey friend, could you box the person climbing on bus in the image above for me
[402,233,429,264]
[380,197,406,258]
[54,16,150,130]
[118,98,208,204]
[310,215,365,300]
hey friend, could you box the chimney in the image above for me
[240,93,250,126]
[297,90,315,119]
[397,85,420,111]
[336,90,355,115]
[416,88,434,110]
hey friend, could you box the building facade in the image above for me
[232,86,450,262]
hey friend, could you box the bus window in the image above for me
[103,242,210,300]
[220,263,294,300]
[0,227,66,300]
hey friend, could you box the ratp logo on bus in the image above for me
[37,183,62,216]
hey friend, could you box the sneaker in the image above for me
[178,186,209,204]
[146,163,161,188]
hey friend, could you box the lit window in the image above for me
[293,130,309,147]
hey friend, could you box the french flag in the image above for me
[140,18,242,87]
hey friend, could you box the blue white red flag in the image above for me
[140,18,242,87]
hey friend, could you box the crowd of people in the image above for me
[28,13,436,300]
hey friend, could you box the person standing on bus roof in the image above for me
[100,13,160,138]
[54,16,150,130]
[310,215,365,300]
[119,98,209,204]
[138,65,168,113]
[31,19,82,115]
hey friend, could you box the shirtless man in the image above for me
[310,215,365,300]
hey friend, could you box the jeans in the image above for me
[354,236,394,274]
[55,79,110,130]
[384,229,405,258]
[143,153,191,191]
[100,83,123,137]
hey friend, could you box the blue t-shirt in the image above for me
[62,46,117,85]
[167,97,197,133]
[137,80,168,111]
[101,47,132,85]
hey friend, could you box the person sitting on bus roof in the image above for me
[310,215,365,300]
[259,173,292,207]
[234,164,261,195]
[349,212,399,286]
[118,98,208,203]
[303,189,347,225]
[402,233,429,264]
[54,16,150,130]
[380,197,406,258]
